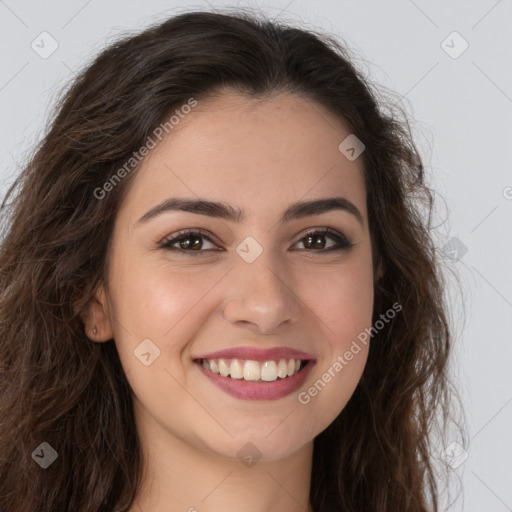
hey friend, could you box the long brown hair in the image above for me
[0,8,466,511]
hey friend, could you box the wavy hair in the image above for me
[0,8,465,511]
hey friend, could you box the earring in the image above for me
[93,326,98,335]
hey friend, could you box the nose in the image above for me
[222,253,302,335]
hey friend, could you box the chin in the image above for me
[199,422,312,462]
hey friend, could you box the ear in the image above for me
[79,283,114,343]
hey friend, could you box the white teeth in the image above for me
[243,360,260,381]
[277,359,288,378]
[218,359,230,377]
[261,361,278,381]
[210,360,219,373]
[229,359,244,379]
[287,359,295,377]
[199,357,305,381]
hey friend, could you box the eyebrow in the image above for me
[136,196,364,227]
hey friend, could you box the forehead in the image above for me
[120,91,367,224]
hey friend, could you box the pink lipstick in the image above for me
[193,346,316,401]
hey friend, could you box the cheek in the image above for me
[109,255,206,338]
[307,257,374,352]
[106,261,215,416]
[107,256,230,382]
[296,256,373,422]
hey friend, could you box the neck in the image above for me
[130,402,315,512]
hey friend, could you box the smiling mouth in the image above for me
[195,357,310,382]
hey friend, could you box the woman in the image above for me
[0,9,465,512]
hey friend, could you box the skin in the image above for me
[82,90,374,512]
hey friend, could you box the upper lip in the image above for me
[194,346,315,362]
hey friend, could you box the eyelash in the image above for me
[159,227,354,256]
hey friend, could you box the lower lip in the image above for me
[195,360,316,401]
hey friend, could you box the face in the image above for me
[90,90,374,462]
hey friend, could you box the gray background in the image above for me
[1,1,511,510]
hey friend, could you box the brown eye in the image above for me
[294,228,353,253]
[159,227,353,257]
[160,230,218,256]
